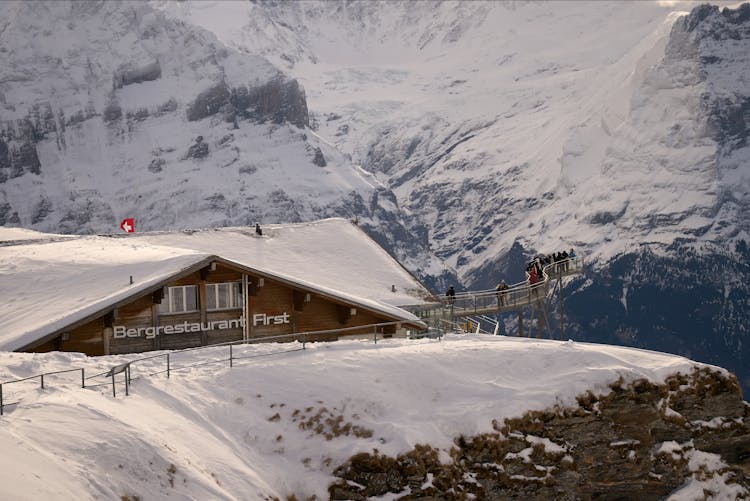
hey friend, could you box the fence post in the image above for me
[373,326,378,344]
[81,368,85,388]
[111,372,116,398]
[40,374,44,390]
[167,353,170,379]
[125,367,129,397]
[230,344,233,368]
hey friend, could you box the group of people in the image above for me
[525,248,576,278]
[495,248,577,306]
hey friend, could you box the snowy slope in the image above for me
[0,0,447,285]
[160,0,747,275]
[4,0,746,283]
[0,335,736,500]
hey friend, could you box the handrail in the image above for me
[0,320,416,414]
[0,367,86,416]
[445,256,582,311]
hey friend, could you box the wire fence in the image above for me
[0,321,433,416]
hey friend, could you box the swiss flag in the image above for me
[120,218,135,233]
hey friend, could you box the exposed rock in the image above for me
[0,202,13,225]
[126,108,150,122]
[11,142,41,176]
[229,76,309,128]
[113,60,162,88]
[218,134,234,147]
[157,98,178,115]
[31,196,53,224]
[57,191,116,233]
[329,368,750,499]
[670,3,750,154]
[102,100,122,123]
[185,136,208,160]
[186,83,230,122]
[239,164,257,175]
[312,147,326,167]
[148,158,166,173]
[0,138,9,171]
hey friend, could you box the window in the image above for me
[205,282,242,311]
[160,285,199,314]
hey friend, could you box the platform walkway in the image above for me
[405,256,584,338]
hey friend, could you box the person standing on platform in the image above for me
[496,280,509,306]
[446,285,456,305]
[528,267,539,299]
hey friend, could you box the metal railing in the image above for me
[0,368,86,416]
[406,256,584,319]
[452,256,583,313]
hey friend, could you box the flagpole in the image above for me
[136,194,142,233]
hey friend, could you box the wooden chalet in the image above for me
[0,219,433,356]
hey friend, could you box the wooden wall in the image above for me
[28,262,406,356]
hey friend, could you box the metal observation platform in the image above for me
[405,256,584,340]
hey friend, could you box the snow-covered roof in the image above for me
[0,227,75,243]
[0,219,432,351]
[0,236,213,351]
[127,218,434,306]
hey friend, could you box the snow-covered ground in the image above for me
[0,334,735,500]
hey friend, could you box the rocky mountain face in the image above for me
[0,0,450,284]
[563,3,750,397]
[329,368,750,499]
[1,0,749,393]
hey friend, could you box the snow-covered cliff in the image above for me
[0,0,448,283]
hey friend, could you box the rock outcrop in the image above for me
[185,136,209,160]
[329,368,750,499]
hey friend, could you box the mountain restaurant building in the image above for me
[0,219,433,356]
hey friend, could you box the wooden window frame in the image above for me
[205,282,242,311]
[159,285,199,315]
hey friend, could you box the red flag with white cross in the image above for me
[120,218,135,233]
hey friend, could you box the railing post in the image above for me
[230,344,233,368]
[111,372,116,398]
[81,368,85,388]
[40,374,44,390]
[167,353,170,378]
[125,366,130,397]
